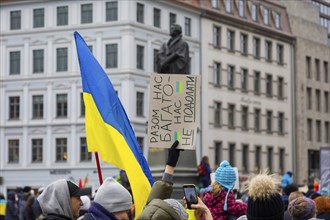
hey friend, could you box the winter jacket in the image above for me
[137,179,181,220]
[281,173,293,188]
[5,192,18,220]
[82,202,117,220]
[43,213,72,220]
[317,212,330,220]
[38,179,74,220]
[203,190,247,220]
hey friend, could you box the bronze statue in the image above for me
[157,24,190,74]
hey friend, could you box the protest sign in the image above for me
[147,73,200,150]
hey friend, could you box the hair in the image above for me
[313,196,330,215]
[210,182,223,196]
[288,191,304,203]
[202,156,209,164]
[288,197,316,219]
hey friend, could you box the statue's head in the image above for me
[170,24,182,37]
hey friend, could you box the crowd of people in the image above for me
[1,141,329,220]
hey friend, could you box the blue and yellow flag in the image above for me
[74,31,153,217]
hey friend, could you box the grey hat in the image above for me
[94,177,132,213]
[164,199,188,220]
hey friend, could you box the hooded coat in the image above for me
[38,179,73,220]
[83,202,117,220]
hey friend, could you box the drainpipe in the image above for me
[291,39,297,183]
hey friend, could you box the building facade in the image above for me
[311,0,330,46]
[0,0,201,193]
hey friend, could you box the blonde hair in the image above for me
[211,182,223,196]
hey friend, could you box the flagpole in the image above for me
[94,152,103,185]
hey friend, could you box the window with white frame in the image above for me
[32,95,44,119]
[278,77,284,99]
[227,30,235,51]
[213,26,221,48]
[80,137,91,161]
[10,10,21,30]
[254,71,260,95]
[253,37,260,58]
[278,112,284,135]
[169,13,176,30]
[185,17,191,36]
[9,51,20,75]
[251,4,257,21]
[153,8,161,28]
[136,92,144,117]
[9,96,20,120]
[254,108,260,132]
[228,104,235,129]
[214,62,221,86]
[225,0,232,13]
[241,68,248,92]
[266,110,273,133]
[265,40,272,61]
[106,1,118,21]
[266,74,273,97]
[81,4,93,24]
[106,44,118,68]
[229,143,235,166]
[214,101,221,126]
[227,65,235,90]
[264,8,269,25]
[33,8,44,28]
[8,139,19,163]
[56,48,68,72]
[275,12,281,29]
[241,106,248,131]
[242,145,249,173]
[137,3,144,23]
[32,139,43,163]
[240,33,248,55]
[277,44,284,65]
[136,45,144,70]
[267,147,273,172]
[56,138,67,162]
[239,0,245,17]
[33,49,44,73]
[57,6,68,26]
[56,94,68,118]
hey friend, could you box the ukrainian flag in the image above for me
[74,32,153,217]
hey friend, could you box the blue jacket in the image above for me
[281,173,293,188]
[83,202,117,220]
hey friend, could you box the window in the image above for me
[325,91,329,112]
[56,138,67,162]
[214,62,221,86]
[57,6,68,26]
[136,92,144,117]
[242,145,249,173]
[136,3,144,23]
[306,56,311,79]
[185,17,191,36]
[278,112,284,135]
[239,0,245,17]
[106,1,118,21]
[227,30,235,51]
[9,96,20,120]
[325,121,330,143]
[241,68,248,92]
[278,77,284,99]
[33,8,44,28]
[214,102,221,126]
[266,110,273,134]
[81,4,93,24]
[275,12,281,29]
[308,150,320,180]
[80,137,91,161]
[307,87,312,110]
[277,44,284,64]
[106,44,118,68]
[225,0,232,13]
[211,0,218,8]
[56,94,68,118]
[324,61,329,82]
[315,59,320,81]
[32,139,43,162]
[56,48,68,72]
[254,71,260,95]
[169,13,176,30]
[316,89,321,111]
[153,8,161,28]
[240,33,248,55]
[8,139,19,163]
[307,118,313,141]
[251,4,257,21]
[32,95,43,119]
[267,147,273,172]
[136,45,144,70]
[254,108,260,132]
[33,49,44,73]
[265,41,272,62]
[228,104,235,129]
[264,8,269,25]
[153,49,159,72]
[135,137,144,151]
[241,106,248,131]
[229,143,235,166]
[10,10,21,30]
[266,74,273,97]
[215,142,222,166]
[279,148,285,174]
[255,146,261,171]
[227,65,235,90]
[9,51,20,75]
[316,120,321,142]
[213,26,221,48]
[80,93,85,117]
[253,37,260,58]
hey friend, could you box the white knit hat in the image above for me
[164,199,188,220]
[94,177,132,213]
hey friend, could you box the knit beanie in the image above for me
[284,184,299,196]
[214,160,236,211]
[164,199,188,220]
[94,177,132,213]
[288,197,316,219]
[247,173,284,220]
[80,195,91,211]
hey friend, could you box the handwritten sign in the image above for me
[147,73,200,150]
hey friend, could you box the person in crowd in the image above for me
[198,156,212,188]
[5,191,18,220]
[313,196,330,219]
[23,195,35,220]
[282,184,299,211]
[282,172,293,189]
[203,160,247,220]
[78,196,91,219]
[138,141,213,220]
[38,180,88,220]
[18,186,31,220]
[0,193,6,220]
[83,177,133,220]
[288,197,322,220]
[120,170,132,196]
[237,172,285,220]
[284,191,305,220]
[32,187,44,220]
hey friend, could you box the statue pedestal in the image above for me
[148,149,199,199]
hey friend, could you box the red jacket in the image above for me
[203,190,247,220]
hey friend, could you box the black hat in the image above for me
[247,173,284,220]
[23,186,31,193]
[67,181,89,197]
[283,184,298,196]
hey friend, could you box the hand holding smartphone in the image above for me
[183,184,198,209]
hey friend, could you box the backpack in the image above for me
[197,164,206,176]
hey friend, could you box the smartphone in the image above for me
[183,184,198,209]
